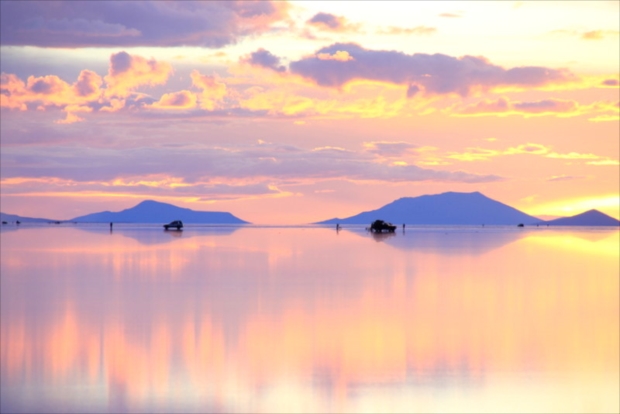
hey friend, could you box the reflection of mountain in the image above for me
[2,226,617,413]
[71,200,250,224]
[317,192,539,225]
[349,227,528,256]
[75,225,240,245]
[542,209,620,226]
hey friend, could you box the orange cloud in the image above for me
[190,70,227,110]
[378,26,437,36]
[317,51,354,62]
[150,90,197,110]
[104,51,172,98]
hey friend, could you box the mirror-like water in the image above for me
[1,225,618,413]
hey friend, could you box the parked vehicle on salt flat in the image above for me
[369,219,397,233]
[163,220,183,230]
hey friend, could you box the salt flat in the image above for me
[1,225,618,413]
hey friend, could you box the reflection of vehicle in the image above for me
[164,220,183,230]
[369,219,397,233]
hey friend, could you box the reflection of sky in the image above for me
[1,227,618,413]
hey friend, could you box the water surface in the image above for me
[1,225,618,413]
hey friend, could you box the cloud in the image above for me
[363,142,418,157]
[289,43,576,96]
[447,142,616,164]
[581,30,618,40]
[2,51,174,121]
[316,51,354,62]
[378,26,437,36]
[104,51,173,98]
[190,70,228,110]
[546,175,585,182]
[439,12,463,18]
[306,12,356,32]
[0,1,289,48]
[601,79,619,87]
[0,175,285,201]
[1,141,503,193]
[551,28,620,41]
[243,49,286,72]
[452,97,618,119]
[150,90,197,110]
[586,160,620,166]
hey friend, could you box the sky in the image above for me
[1,0,618,224]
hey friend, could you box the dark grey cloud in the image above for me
[289,43,576,96]
[0,1,288,48]
[602,79,619,86]
[244,49,286,72]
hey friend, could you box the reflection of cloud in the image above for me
[0,1,289,48]
[2,227,617,412]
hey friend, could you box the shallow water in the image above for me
[1,224,618,413]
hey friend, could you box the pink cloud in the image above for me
[289,43,576,96]
[0,1,289,48]
[150,90,197,110]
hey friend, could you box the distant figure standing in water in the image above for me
[402,223,405,231]
[336,223,340,231]
[110,222,113,231]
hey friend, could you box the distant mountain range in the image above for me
[541,209,619,226]
[317,191,538,225]
[316,191,619,226]
[2,194,618,226]
[0,212,60,223]
[69,200,249,224]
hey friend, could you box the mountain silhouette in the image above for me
[541,209,619,226]
[70,200,249,224]
[316,191,539,225]
[0,212,60,223]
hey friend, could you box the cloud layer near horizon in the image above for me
[0,141,503,198]
[0,1,288,48]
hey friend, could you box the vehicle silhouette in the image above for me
[163,220,183,230]
[369,219,397,233]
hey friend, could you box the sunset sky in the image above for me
[1,0,618,224]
